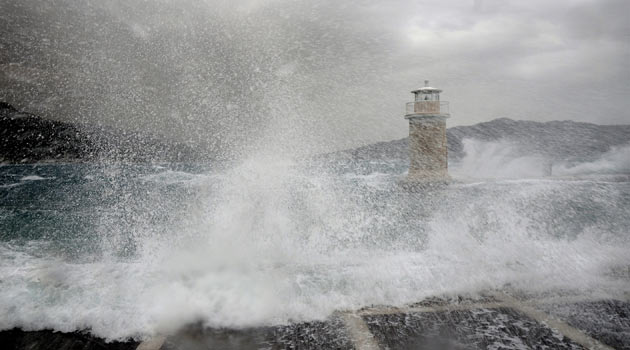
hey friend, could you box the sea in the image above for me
[1,141,629,341]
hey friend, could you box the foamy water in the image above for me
[1,147,629,341]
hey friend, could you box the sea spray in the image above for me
[1,154,629,340]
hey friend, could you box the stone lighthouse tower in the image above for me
[405,80,450,182]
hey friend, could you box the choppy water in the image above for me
[1,143,629,341]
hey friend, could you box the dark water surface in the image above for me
[1,159,629,342]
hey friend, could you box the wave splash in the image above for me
[0,151,629,340]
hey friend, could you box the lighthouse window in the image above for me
[423,93,436,101]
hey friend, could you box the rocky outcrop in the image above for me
[0,328,138,350]
[0,102,203,163]
[0,102,92,163]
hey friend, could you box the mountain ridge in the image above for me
[2,102,629,164]
[339,117,630,163]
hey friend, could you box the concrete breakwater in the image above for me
[4,290,629,350]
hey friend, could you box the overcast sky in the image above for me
[1,0,629,154]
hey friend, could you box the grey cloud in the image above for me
[1,0,628,156]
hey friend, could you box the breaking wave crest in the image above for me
[452,139,630,180]
[0,152,629,341]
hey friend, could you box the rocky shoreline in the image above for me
[0,328,139,350]
[3,101,630,165]
[0,102,205,164]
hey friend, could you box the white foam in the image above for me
[452,139,630,180]
[553,143,630,176]
[139,170,212,185]
[0,157,629,341]
[0,182,23,188]
[20,175,53,181]
[451,139,550,179]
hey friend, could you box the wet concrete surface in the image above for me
[363,307,583,350]
[541,300,630,350]
[3,295,630,350]
[161,318,354,350]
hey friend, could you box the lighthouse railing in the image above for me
[405,101,449,115]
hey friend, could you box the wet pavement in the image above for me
[541,299,630,350]
[363,307,583,349]
[161,318,353,350]
[4,292,630,349]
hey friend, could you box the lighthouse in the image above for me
[405,80,450,182]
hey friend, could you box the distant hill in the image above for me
[337,118,630,163]
[3,101,629,164]
[0,102,205,163]
[1,102,91,163]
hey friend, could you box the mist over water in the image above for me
[1,0,630,344]
[3,0,630,153]
[1,145,630,340]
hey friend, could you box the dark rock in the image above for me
[0,328,139,350]
[0,102,92,163]
[0,102,207,164]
